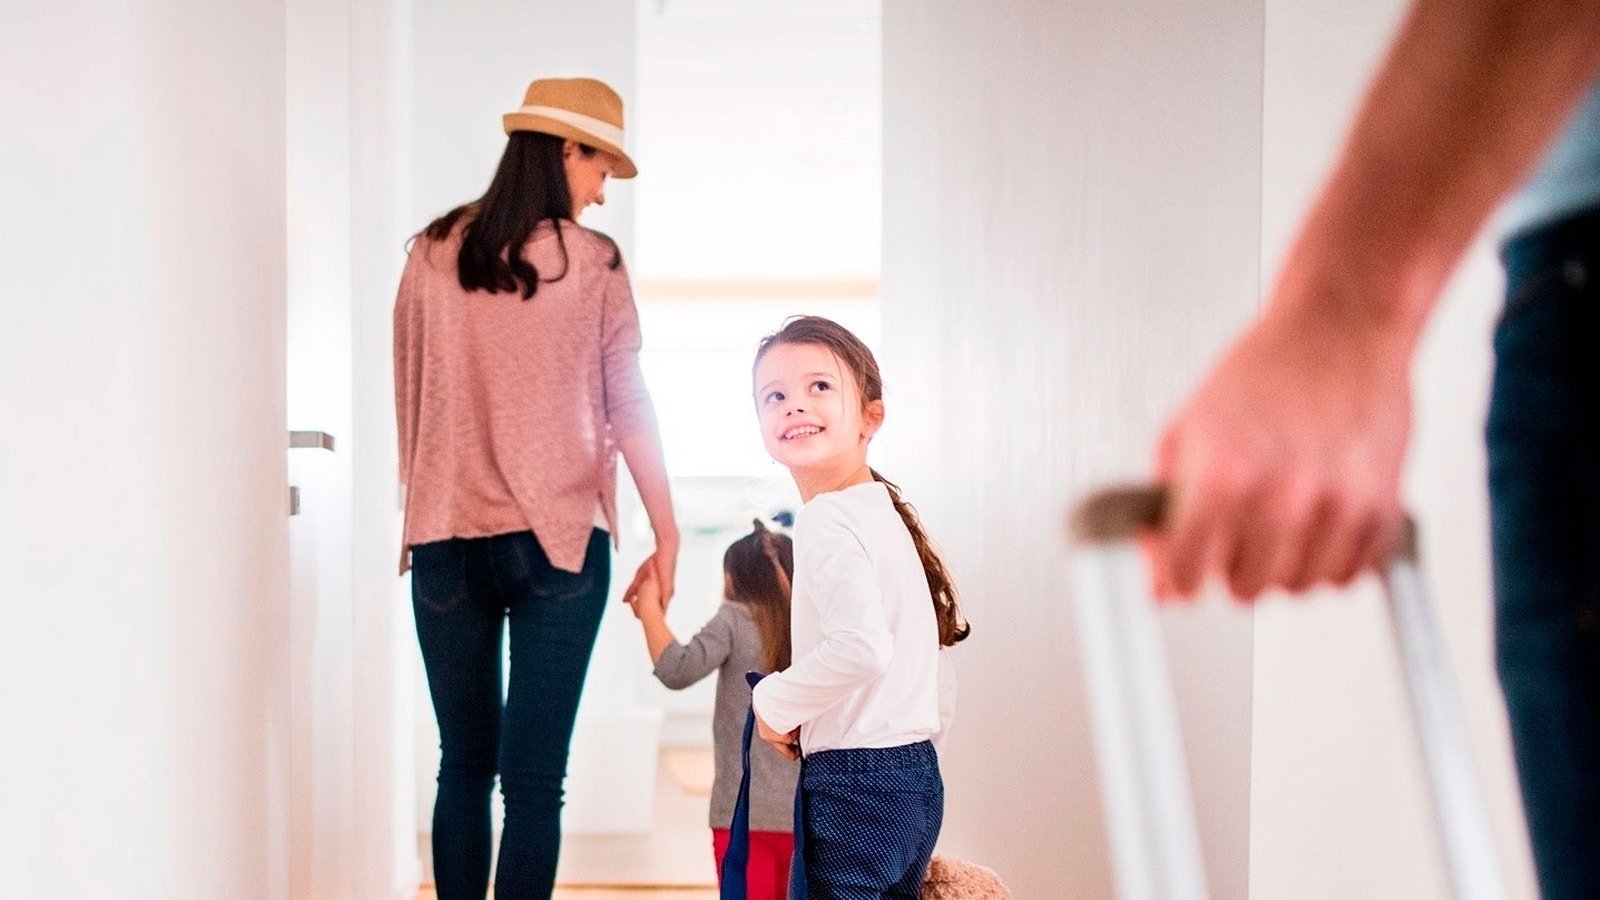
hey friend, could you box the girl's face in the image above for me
[563,140,616,218]
[754,342,883,480]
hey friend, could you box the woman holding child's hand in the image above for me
[394,77,678,900]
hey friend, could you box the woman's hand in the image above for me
[757,712,801,762]
[622,543,678,610]
[647,535,679,611]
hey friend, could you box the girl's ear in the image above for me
[861,399,886,441]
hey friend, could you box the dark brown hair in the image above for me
[753,316,971,647]
[724,519,794,673]
[419,131,618,299]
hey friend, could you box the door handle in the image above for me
[289,430,335,451]
[288,431,334,516]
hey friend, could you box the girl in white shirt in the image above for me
[746,315,969,899]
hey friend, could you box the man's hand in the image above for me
[756,711,800,762]
[1153,300,1412,601]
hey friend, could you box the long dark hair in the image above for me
[420,131,618,299]
[753,316,971,647]
[725,519,795,673]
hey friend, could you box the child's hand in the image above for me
[623,558,666,622]
[756,712,800,762]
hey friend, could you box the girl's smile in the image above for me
[753,341,884,500]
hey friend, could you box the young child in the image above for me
[747,315,968,899]
[627,520,801,900]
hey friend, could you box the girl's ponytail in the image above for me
[725,519,795,673]
[871,469,970,647]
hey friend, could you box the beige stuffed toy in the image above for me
[920,855,1010,899]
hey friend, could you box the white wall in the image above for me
[882,2,1263,896]
[1250,1,1537,896]
[411,0,636,253]
[0,0,289,897]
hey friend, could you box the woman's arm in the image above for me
[599,259,681,603]
[393,248,423,490]
[617,428,680,604]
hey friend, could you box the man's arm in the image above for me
[1157,0,1600,599]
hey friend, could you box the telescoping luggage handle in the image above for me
[1070,485,1505,900]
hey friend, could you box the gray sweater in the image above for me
[654,602,800,832]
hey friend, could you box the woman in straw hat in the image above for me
[394,76,676,899]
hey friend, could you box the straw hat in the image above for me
[502,77,637,179]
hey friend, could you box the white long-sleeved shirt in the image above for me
[752,481,957,755]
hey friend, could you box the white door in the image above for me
[287,0,359,894]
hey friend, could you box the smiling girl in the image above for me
[746,316,968,899]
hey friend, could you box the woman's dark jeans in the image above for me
[411,528,610,900]
[1489,206,1600,900]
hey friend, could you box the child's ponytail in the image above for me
[725,519,795,673]
[871,469,971,647]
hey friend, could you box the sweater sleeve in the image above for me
[653,603,738,690]
[752,501,894,734]
[393,246,424,489]
[598,257,656,442]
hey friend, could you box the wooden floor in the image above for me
[416,748,719,900]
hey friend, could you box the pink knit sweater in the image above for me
[393,220,656,574]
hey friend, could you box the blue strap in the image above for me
[790,751,808,899]
[721,671,807,900]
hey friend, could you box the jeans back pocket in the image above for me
[411,540,470,614]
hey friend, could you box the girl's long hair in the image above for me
[419,131,618,299]
[753,316,971,647]
[724,519,795,673]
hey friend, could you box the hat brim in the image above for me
[502,113,638,179]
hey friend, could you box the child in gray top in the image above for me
[627,519,799,897]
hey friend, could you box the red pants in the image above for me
[711,828,794,900]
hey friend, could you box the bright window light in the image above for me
[638,298,880,477]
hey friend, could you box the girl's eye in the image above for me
[764,390,785,404]
[812,380,832,392]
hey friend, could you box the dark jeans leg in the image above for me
[493,529,610,899]
[1489,208,1600,900]
[412,529,610,900]
[413,538,506,900]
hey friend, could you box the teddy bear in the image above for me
[920,855,1010,899]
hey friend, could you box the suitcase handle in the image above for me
[1067,482,1503,900]
[1070,483,1419,560]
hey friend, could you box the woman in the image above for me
[394,76,678,900]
